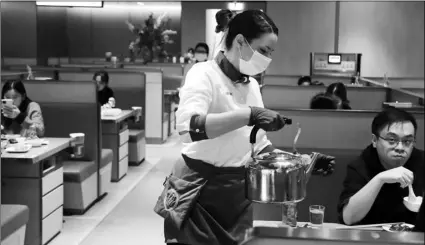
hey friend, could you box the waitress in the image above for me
[155,10,334,245]
[210,9,234,60]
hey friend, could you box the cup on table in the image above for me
[108,97,116,108]
[132,106,142,122]
[309,205,325,226]
[70,133,85,158]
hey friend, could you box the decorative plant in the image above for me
[126,12,177,64]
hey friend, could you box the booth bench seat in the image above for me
[100,149,113,195]
[128,129,146,166]
[63,161,98,215]
[1,204,29,245]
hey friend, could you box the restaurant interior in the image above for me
[0,1,424,245]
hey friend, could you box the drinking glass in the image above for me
[309,205,325,226]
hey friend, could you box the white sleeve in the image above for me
[176,64,213,143]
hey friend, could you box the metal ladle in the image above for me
[293,123,301,155]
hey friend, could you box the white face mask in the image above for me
[194,53,208,62]
[239,39,272,76]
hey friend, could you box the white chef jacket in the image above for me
[176,60,272,167]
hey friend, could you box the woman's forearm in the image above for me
[342,175,384,225]
[205,108,251,139]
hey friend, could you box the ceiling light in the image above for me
[36,2,103,7]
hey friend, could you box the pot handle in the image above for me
[250,125,260,145]
[249,126,260,159]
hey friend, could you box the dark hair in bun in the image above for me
[215,9,234,33]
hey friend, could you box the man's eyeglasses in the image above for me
[377,135,416,147]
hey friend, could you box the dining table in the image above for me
[1,137,71,245]
[249,220,424,245]
[101,109,135,182]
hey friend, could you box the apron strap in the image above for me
[182,154,246,180]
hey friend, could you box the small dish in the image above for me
[403,196,422,212]
[382,223,414,232]
[5,144,32,153]
[26,139,43,147]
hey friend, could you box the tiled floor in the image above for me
[49,134,182,245]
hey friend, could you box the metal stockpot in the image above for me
[245,126,319,204]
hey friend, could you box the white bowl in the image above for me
[403,196,422,212]
[16,137,26,143]
[26,139,43,147]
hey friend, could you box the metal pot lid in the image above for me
[251,152,303,170]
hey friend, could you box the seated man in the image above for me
[338,108,424,225]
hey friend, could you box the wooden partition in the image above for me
[264,75,353,86]
[402,87,425,97]
[116,66,167,143]
[1,71,28,81]
[60,64,114,69]
[389,88,424,106]
[6,65,83,79]
[59,67,166,143]
[145,63,185,76]
[264,75,424,89]
[24,80,102,194]
[2,57,37,66]
[69,57,105,64]
[163,75,183,91]
[47,57,70,66]
[24,80,100,162]
[262,85,388,110]
[267,109,424,150]
[59,70,146,130]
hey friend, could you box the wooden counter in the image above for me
[1,137,71,245]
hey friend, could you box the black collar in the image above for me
[215,51,249,84]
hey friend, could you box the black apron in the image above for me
[154,154,252,245]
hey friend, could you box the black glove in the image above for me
[311,153,336,176]
[248,106,290,132]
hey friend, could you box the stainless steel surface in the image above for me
[246,125,321,204]
[240,227,424,245]
[245,151,320,204]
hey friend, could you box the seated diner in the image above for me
[310,92,342,110]
[326,82,352,110]
[1,79,45,137]
[94,70,115,108]
[338,107,424,225]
